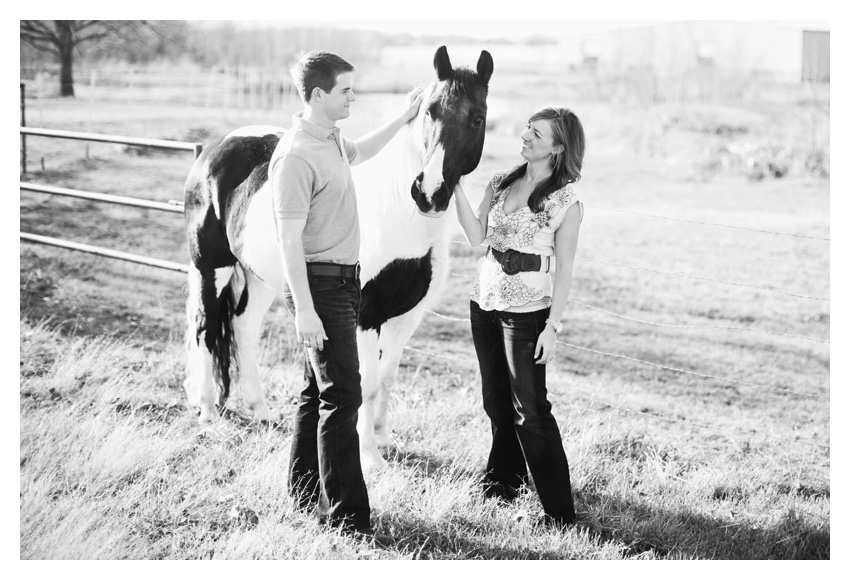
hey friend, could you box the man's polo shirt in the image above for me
[270,113,361,265]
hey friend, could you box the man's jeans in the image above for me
[287,272,370,530]
[469,299,576,525]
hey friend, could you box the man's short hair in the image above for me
[290,51,354,103]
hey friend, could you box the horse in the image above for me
[182,45,493,470]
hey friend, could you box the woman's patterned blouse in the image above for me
[470,170,582,312]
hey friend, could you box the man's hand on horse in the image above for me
[401,91,424,124]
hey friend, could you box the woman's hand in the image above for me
[534,324,558,365]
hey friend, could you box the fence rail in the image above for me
[19,125,200,273]
[20,182,186,214]
[20,232,189,273]
[20,127,203,157]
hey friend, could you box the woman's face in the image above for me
[520,118,562,163]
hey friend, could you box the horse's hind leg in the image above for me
[184,263,235,422]
[231,270,277,421]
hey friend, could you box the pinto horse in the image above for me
[182,46,492,470]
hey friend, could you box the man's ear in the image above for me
[311,87,323,102]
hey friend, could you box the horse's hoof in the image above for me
[375,432,396,449]
[248,404,272,422]
[198,406,218,423]
[360,452,387,473]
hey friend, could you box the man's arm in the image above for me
[270,153,328,351]
[276,217,327,351]
[352,92,423,164]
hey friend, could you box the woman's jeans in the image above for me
[469,299,576,525]
[286,273,370,531]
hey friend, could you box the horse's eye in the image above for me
[472,117,485,128]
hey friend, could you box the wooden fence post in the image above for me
[20,83,27,176]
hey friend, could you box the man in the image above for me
[270,51,421,544]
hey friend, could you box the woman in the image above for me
[454,106,585,528]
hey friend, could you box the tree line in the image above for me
[20,20,507,97]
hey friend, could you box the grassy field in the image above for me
[19,73,830,559]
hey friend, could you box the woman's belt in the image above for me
[488,247,550,275]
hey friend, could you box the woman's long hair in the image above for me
[499,107,585,213]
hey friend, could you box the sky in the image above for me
[239,19,831,41]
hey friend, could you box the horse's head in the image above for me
[409,46,493,217]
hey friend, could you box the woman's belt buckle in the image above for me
[499,248,541,275]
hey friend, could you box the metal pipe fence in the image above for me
[20,126,201,273]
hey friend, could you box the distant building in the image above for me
[568,21,829,84]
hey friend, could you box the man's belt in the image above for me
[488,247,550,276]
[306,262,360,280]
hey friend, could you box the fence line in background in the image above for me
[568,299,829,344]
[573,392,830,450]
[428,298,829,344]
[20,182,186,214]
[19,127,203,158]
[556,338,827,399]
[575,256,829,301]
[585,203,831,242]
[449,243,829,301]
[20,233,189,274]
[421,310,828,401]
[19,125,830,454]
[19,127,200,272]
[400,343,829,450]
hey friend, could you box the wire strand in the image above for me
[556,339,829,400]
[585,203,830,242]
[427,305,829,345]
[447,249,829,302]
[575,256,829,301]
[421,311,827,400]
[400,342,830,450]
[574,392,830,449]
[569,300,829,344]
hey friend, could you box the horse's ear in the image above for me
[477,50,493,86]
[434,45,453,81]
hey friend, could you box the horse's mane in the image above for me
[440,68,487,106]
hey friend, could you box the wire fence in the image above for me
[401,329,830,451]
[19,125,829,456]
[584,203,831,242]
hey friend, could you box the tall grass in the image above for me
[20,78,829,559]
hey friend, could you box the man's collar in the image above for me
[292,112,340,141]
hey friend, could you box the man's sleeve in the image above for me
[271,154,314,220]
[342,137,361,166]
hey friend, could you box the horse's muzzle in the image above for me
[410,172,452,216]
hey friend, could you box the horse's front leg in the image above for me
[374,310,424,448]
[374,347,403,449]
[356,329,386,472]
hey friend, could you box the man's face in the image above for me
[319,72,356,122]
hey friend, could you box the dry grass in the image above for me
[19,75,829,559]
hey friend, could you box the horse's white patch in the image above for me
[213,266,235,298]
[421,144,446,203]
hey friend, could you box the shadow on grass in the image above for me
[383,448,480,480]
[380,449,829,560]
[574,488,829,560]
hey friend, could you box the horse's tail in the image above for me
[184,262,249,415]
[209,265,249,411]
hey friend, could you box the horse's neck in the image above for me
[366,124,422,194]
[356,124,423,215]
[355,125,452,261]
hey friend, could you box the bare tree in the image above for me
[20,20,148,96]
